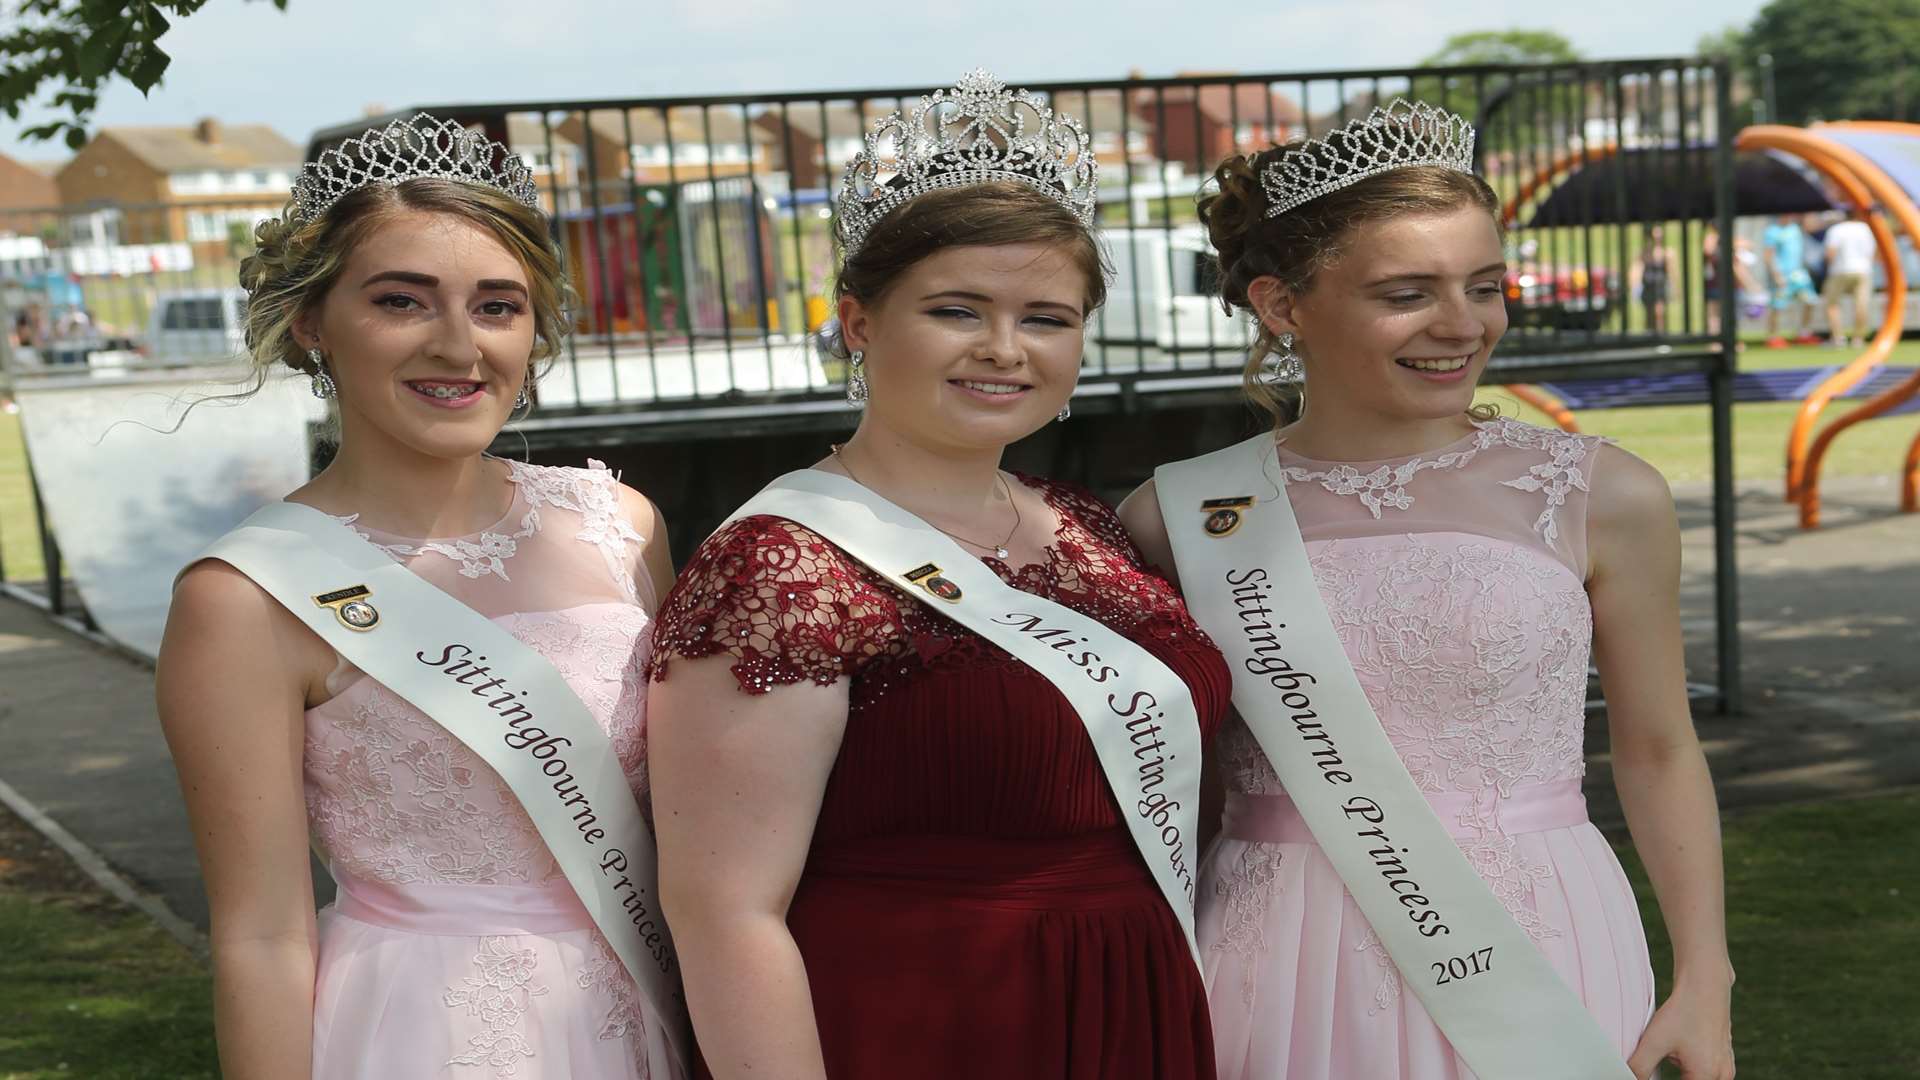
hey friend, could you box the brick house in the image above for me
[0,152,59,214]
[1129,79,1305,168]
[55,119,300,257]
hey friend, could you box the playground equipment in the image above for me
[1501,122,1920,528]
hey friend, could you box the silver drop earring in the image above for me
[1056,401,1072,422]
[1273,332,1305,383]
[307,348,336,399]
[846,349,869,405]
[514,386,530,410]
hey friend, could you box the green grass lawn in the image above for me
[0,789,1908,1076]
[1618,791,1920,1079]
[0,802,215,1080]
[0,410,42,586]
[1480,339,1920,486]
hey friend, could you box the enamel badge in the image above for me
[313,584,380,631]
[903,562,963,603]
[1200,496,1256,538]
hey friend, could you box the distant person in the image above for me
[1762,213,1821,347]
[156,116,683,1079]
[1822,207,1878,348]
[1634,224,1677,335]
[1701,222,1761,338]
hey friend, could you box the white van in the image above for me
[1095,226,1252,352]
[147,288,248,365]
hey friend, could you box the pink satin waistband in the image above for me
[332,873,594,936]
[1222,779,1590,846]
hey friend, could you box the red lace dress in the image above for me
[648,475,1231,1079]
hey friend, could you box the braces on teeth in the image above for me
[418,384,480,398]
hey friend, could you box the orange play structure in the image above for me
[1499,123,1920,528]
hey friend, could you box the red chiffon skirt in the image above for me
[696,829,1213,1079]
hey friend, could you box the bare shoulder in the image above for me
[614,481,667,541]
[160,559,324,705]
[1587,443,1676,533]
[1116,478,1178,584]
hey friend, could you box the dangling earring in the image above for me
[1274,332,1305,383]
[1056,401,1072,422]
[846,349,869,405]
[513,385,530,410]
[307,348,336,399]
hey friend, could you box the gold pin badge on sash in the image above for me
[313,585,380,631]
[903,562,963,603]
[1200,496,1256,538]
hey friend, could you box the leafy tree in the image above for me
[1420,29,1582,68]
[1,0,289,149]
[1741,0,1920,124]
[1409,30,1585,155]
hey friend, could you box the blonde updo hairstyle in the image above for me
[239,177,570,393]
[1198,146,1502,425]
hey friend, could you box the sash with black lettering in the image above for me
[726,469,1205,960]
[1157,435,1633,1079]
[189,502,687,1071]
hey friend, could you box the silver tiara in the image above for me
[290,113,542,223]
[1261,99,1476,218]
[835,69,1097,257]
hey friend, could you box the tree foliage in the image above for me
[0,0,289,149]
[1741,0,1920,124]
[1420,29,1582,69]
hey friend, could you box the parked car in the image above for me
[1096,226,1252,352]
[1504,258,1618,333]
[146,287,248,365]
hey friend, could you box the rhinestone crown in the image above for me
[290,113,542,223]
[835,69,1098,257]
[1261,99,1476,218]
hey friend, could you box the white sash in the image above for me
[727,469,1206,961]
[191,502,688,1070]
[1157,435,1633,1079]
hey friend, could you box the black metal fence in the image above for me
[291,57,1737,418]
[0,59,1743,704]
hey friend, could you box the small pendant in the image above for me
[994,546,1009,559]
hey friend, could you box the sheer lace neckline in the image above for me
[1274,422,1483,467]
[323,458,528,546]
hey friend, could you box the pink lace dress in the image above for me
[1199,418,1654,1079]
[301,460,679,1079]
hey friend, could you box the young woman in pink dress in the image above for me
[1121,104,1736,1080]
[157,117,681,1078]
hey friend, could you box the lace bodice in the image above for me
[646,473,1218,711]
[304,460,658,887]
[1218,418,1611,803]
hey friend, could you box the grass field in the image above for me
[0,410,40,586]
[1619,791,1920,1079]
[0,788,1908,1077]
[0,805,216,1080]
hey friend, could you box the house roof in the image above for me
[86,123,301,174]
[0,151,60,211]
[1050,91,1155,139]
[1130,80,1305,127]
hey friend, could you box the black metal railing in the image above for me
[290,57,1734,417]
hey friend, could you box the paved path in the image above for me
[0,476,1913,931]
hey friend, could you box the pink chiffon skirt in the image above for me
[311,875,678,1079]
[1198,782,1655,1080]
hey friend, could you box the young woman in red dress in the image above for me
[643,71,1230,1079]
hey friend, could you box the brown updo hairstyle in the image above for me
[823,179,1108,358]
[238,177,570,394]
[1198,145,1501,425]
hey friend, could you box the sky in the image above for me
[1,0,1772,162]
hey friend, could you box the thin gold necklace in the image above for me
[830,443,1022,560]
